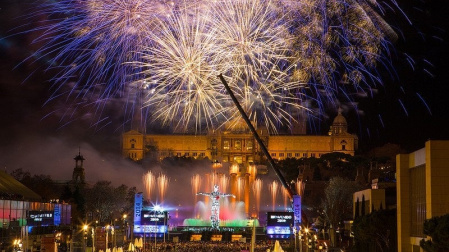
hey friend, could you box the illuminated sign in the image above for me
[266,226,291,235]
[27,211,54,226]
[54,205,61,226]
[134,193,143,226]
[266,212,294,238]
[141,211,167,225]
[293,195,301,226]
[134,210,168,234]
[267,212,294,226]
[133,225,167,234]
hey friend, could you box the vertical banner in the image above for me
[293,195,301,226]
[134,193,143,227]
[54,204,61,226]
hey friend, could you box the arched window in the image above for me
[340,140,347,150]
[130,139,136,149]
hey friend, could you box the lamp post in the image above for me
[91,227,95,252]
[13,238,22,252]
[83,225,88,252]
[123,214,128,243]
[111,227,115,250]
[293,227,297,252]
[105,225,109,252]
[304,228,309,252]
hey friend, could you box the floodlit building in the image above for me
[396,140,449,252]
[0,170,71,252]
[122,109,358,167]
[353,188,386,218]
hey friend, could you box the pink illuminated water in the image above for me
[269,180,279,211]
[296,178,304,196]
[143,171,155,201]
[157,173,169,202]
[252,178,263,217]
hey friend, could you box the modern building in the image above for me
[353,188,386,219]
[122,109,358,167]
[396,140,449,252]
[0,170,71,252]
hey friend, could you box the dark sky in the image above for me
[0,0,449,189]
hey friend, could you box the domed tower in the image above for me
[72,149,86,184]
[328,108,358,154]
[329,108,348,135]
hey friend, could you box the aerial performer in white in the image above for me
[197,185,235,230]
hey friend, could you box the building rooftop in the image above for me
[0,170,42,201]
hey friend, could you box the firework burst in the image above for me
[209,0,308,131]
[22,0,405,132]
[138,6,230,131]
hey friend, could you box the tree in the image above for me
[60,184,73,203]
[84,181,136,225]
[352,209,397,252]
[10,168,59,200]
[72,185,86,224]
[361,195,366,216]
[276,158,302,184]
[355,198,360,219]
[322,177,363,246]
[313,167,322,181]
[420,214,449,252]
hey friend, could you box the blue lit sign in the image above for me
[266,226,291,235]
[133,225,167,234]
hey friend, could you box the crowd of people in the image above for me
[136,240,289,252]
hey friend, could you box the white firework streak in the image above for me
[139,7,230,131]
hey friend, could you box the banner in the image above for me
[134,193,143,226]
[293,195,301,226]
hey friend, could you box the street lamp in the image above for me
[304,228,309,252]
[13,239,22,252]
[91,227,95,252]
[105,225,115,251]
[123,214,128,243]
[83,225,88,252]
[293,227,297,252]
[105,225,109,251]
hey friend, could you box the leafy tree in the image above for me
[313,167,322,181]
[72,185,86,224]
[420,214,449,252]
[277,158,302,184]
[10,168,31,181]
[84,181,135,225]
[352,209,397,252]
[322,177,363,246]
[361,195,366,216]
[354,198,360,219]
[60,184,73,203]
[10,168,59,200]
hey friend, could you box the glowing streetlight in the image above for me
[83,225,88,252]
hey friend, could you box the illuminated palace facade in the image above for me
[122,110,358,165]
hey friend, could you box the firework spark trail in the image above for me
[209,0,307,131]
[30,0,166,93]
[24,0,405,131]
[138,6,231,132]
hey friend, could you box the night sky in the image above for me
[0,0,449,189]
